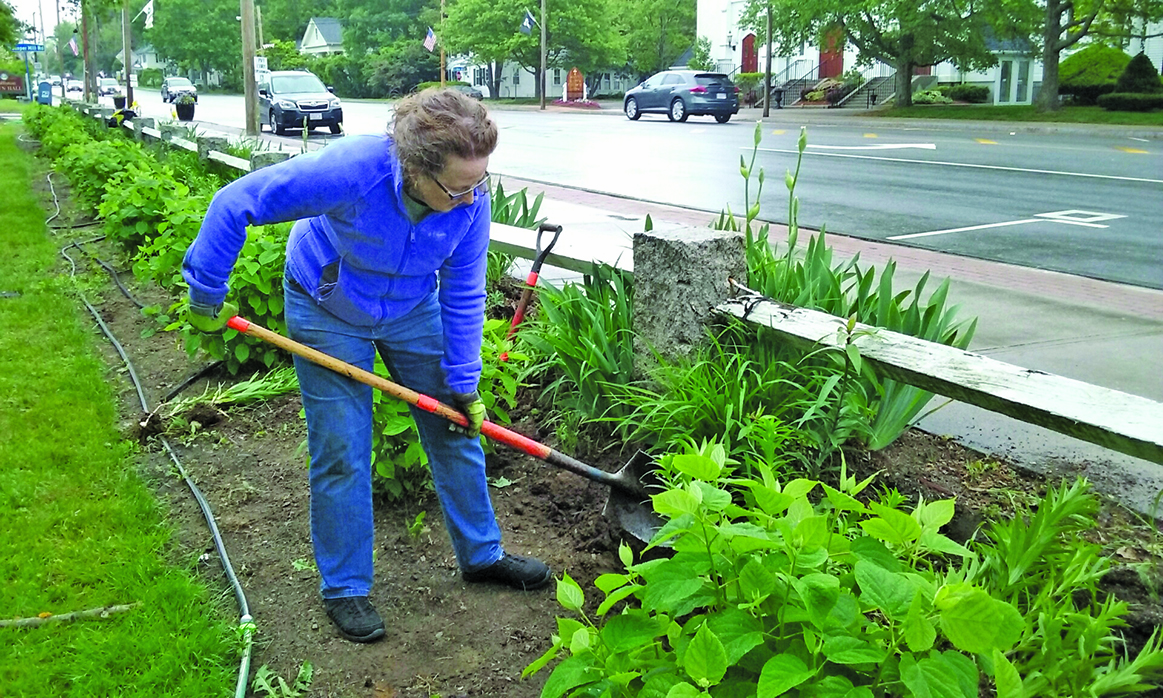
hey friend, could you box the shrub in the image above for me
[913,89,953,105]
[1060,44,1131,105]
[947,84,990,103]
[138,68,164,88]
[1096,92,1163,111]
[414,80,472,93]
[1116,52,1163,93]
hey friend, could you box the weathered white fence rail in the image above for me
[69,103,1163,470]
[718,294,1163,467]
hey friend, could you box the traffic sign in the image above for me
[14,42,46,52]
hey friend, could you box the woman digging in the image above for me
[180,88,551,644]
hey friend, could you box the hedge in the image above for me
[947,84,990,103]
[1096,92,1163,111]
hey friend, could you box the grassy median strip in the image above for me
[0,124,237,696]
[873,104,1163,126]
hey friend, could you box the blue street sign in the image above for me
[14,42,46,52]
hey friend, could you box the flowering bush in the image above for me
[553,99,601,109]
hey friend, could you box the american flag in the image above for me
[68,36,78,56]
[423,27,436,52]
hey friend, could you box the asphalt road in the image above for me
[118,90,1163,290]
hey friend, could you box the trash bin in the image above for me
[771,87,784,109]
[113,95,126,109]
[36,81,52,105]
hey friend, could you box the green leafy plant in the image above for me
[252,661,313,698]
[525,263,636,421]
[407,511,428,541]
[912,89,953,105]
[525,441,1027,697]
[946,84,990,103]
[492,178,546,229]
[727,122,977,451]
[1115,52,1163,94]
[970,478,1163,695]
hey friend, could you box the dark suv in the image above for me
[624,71,739,123]
[259,70,343,135]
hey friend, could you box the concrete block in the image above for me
[133,117,155,141]
[197,136,230,160]
[250,150,292,170]
[158,122,184,141]
[632,227,746,374]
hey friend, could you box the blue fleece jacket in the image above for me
[181,134,490,394]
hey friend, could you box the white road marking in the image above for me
[888,219,1043,240]
[889,210,1127,240]
[1130,137,1149,142]
[807,143,936,151]
[749,147,1163,185]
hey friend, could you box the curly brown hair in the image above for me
[390,88,498,184]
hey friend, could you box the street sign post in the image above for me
[13,43,45,101]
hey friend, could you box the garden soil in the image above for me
[22,149,1163,698]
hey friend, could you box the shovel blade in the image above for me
[601,451,665,544]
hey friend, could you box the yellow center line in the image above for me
[1116,146,1149,154]
[863,133,878,138]
[975,138,998,145]
[771,129,786,135]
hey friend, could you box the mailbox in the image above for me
[37,81,53,105]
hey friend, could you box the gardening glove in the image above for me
[450,391,486,438]
[187,300,238,334]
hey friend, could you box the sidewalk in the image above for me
[510,176,1163,516]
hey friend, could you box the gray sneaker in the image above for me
[323,596,386,643]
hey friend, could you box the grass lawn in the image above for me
[0,124,237,696]
[0,98,26,113]
[872,104,1163,126]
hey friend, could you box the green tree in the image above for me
[1115,50,1162,91]
[43,21,85,77]
[442,0,522,98]
[334,0,436,58]
[506,0,622,98]
[149,0,241,80]
[366,37,439,95]
[741,0,998,108]
[257,38,308,70]
[0,0,19,47]
[617,0,695,80]
[257,0,336,44]
[688,35,714,70]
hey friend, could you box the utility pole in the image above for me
[255,4,264,47]
[54,0,63,94]
[241,0,258,135]
[762,2,772,117]
[539,0,546,110]
[81,2,93,101]
[439,0,446,87]
[121,0,133,106]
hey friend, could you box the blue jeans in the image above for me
[283,279,503,599]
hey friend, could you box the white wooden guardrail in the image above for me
[718,289,1163,467]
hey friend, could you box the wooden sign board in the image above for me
[566,67,584,101]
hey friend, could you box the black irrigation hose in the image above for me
[58,240,254,696]
[42,172,101,230]
[70,239,145,310]
[163,361,227,404]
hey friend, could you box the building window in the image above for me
[553,69,562,85]
[603,74,610,89]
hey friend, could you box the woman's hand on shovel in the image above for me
[449,391,486,438]
[187,301,239,334]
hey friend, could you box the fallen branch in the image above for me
[0,603,140,629]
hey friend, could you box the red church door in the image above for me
[742,34,757,73]
[818,27,843,78]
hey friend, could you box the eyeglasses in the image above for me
[432,171,491,200]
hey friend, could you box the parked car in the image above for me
[161,76,198,103]
[98,77,122,97]
[259,70,343,135]
[65,80,83,96]
[50,76,62,87]
[448,83,484,100]
[623,70,739,123]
